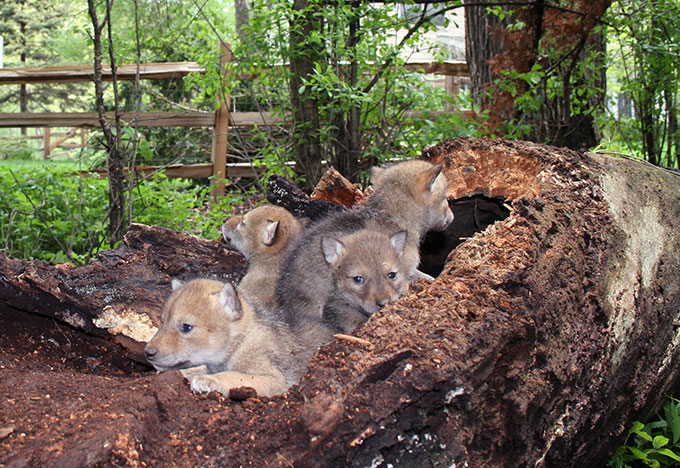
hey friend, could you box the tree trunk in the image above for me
[288,0,325,190]
[465,1,611,150]
[331,2,361,182]
[463,1,505,111]
[234,0,251,45]
[2,138,680,468]
[88,0,128,245]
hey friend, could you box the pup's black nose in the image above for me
[376,299,388,308]
[144,347,157,362]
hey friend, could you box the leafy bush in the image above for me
[0,166,250,264]
[0,137,36,161]
[608,398,680,468]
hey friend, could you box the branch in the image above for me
[362,4,456,94]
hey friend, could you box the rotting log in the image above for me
[1,138,679,467]
[0,224,246,362]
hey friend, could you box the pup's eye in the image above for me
[387,271,397,280]
[178,323,193,333]
[353,275,365,284]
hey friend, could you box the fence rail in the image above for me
[0,44,469,194]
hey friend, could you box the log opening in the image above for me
[419,195,511,278]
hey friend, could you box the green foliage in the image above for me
[602,0,680,167]
[0,165,247,264]
[609,398,680,468]
[214,0,473,178]
[0,166,110,264]
[0,138,37,161]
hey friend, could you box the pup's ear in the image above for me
[321,237,345,266]
[218,282,243,321]
[412,164,443,197]
[390,230,408,255]
[262,220,279,246]
[171,278,184,291]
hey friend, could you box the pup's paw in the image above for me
[180,365,209,379]
[189,375,222,394]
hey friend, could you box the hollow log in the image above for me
[1,137,680,467]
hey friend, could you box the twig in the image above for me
[333,334,373,347]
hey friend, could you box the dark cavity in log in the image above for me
[419,195,510,278]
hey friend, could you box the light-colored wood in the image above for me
[0,60,467,86]
[404,61,468,76]
[230,111,283,126]
[48,127,79,153]
[0,111,282,128]
[0,112,215,128]
[0,62,204,85]
[210,41,231,198]
[82,162,260,180]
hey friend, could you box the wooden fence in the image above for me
[0,42,469,196]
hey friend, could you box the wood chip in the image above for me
[0,426,15,439]
[333,334,373,347]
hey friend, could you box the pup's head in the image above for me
[322,230,407,316]
[371,161,454,232]
[144,279,247,371]
[221,205,301,259]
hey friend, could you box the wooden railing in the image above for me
[0,43,469,196]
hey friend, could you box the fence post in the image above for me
[43,127,51,159]
[210,40,231,198]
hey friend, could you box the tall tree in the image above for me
[0,0,65,133]
[464,0,612,150]
[238,1,459,188]
[287,0,326,187]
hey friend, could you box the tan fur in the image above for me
[222,205,304,313]
[144,279,306,398]
[277,160,454,324]
[367,160,454,282]
[322,230,408,334]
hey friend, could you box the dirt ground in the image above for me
[0,279,457,468]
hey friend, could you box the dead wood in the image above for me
[267,174,348,221]
[1,138,680,468]
[310,166,365,208]
[0,224,246,361]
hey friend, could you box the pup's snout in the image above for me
[376,298,388,309]
[144,346,158,362]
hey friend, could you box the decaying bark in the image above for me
[1,138,680,468]
[0,225,246,361]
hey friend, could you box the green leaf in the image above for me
[665,399,680,444]
[653,448,680,462]
[652,435,669,449]
[630,422,654,442]
[627,446,648,460]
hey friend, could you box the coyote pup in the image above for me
[277,160,453,320]
[320,229,408,334]
[145,278,305,398]
[222,205,304,313]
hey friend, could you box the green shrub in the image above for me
[608,398,680,468]
[0,166,250,264]
[0,138,36,161]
